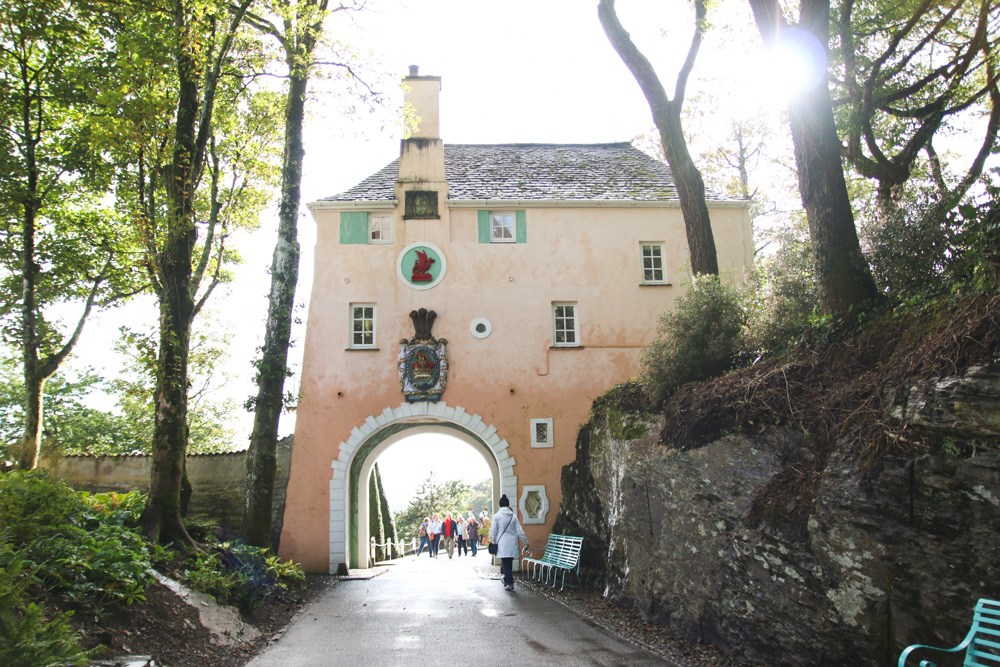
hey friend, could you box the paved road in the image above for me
[247,553,672,666]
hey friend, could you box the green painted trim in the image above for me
[515,210,527,244]
[477,210,491,244]
[348,421,475,569]
[340,211,369,244]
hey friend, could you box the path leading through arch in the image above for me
[246,555,673,666]
[332,402,517,571]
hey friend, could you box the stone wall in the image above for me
[49,437,293,548]
[555,365,1000,665]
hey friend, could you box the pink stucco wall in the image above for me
[279,193,751,573]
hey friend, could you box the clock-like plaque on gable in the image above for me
[397,242,446,290]
[404,190,439,219]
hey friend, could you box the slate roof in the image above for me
[318,142,738,203]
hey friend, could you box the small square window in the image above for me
[369,215,392,243]
[641,242,666,283]
[531,418,553,448]
[491,213,515,243]
[350,304,376,348]
[552,302,578,347]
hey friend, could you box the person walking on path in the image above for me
[416,517,431,557]
[429,513,443,558]
[490,494,529,591]
[456,512,468,556]
[442,512,458,558]
[466,513,479,556]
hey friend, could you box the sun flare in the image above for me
[762,27,829,100]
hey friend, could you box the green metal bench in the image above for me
[898,598,1000,667]
[521,534,583,591]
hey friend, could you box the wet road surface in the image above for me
[246,552,673,666]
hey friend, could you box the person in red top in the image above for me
[441,512,458,559]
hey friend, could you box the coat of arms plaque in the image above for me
[398,308,448,402]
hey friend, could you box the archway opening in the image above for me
[372,433,493,559]
[336,405,517,572]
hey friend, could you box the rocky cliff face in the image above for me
[555,365,1000,665]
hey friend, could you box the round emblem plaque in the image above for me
[396,242,446,290]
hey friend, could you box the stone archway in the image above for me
[330,401,517,571]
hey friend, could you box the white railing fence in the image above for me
[370,537,419,563]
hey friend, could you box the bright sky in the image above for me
[375,433,491,513]
[68,0,804,497]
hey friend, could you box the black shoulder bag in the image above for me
[488,515,513,555]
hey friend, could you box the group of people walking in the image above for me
[416,511,482,559]
[415,495,530,592]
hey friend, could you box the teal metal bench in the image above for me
[521,534,583,591]
[898,598,1000,667]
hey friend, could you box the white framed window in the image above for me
[531,418,554,448]
[552,302,579,347]
[491,213,515,243]
[349,304,376,348]
[519,485,549,524]
[640,242,666,284]
[369,215,392,243]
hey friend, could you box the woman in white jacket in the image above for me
[489,494,530,591]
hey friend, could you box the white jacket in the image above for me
[489,506,528,559]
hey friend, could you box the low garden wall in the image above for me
[47,437,293,548]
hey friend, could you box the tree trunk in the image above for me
[19,219,43,470]
[749,0,878,313]
[17,94,42,470]
[141,0,253,546]
[598,0,719,277]
[241,69,306,549]
[141,0,202,546]
[658,107,719,276]
[141,244,197,546]
[18,369,45,469]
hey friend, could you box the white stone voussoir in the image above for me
[491,439,510,455]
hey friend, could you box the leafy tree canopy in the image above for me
[392,471,477,541]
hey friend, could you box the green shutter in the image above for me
[515,210,527,243]
[340,211,368,244]
[477,210,491,244]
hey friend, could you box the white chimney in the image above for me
[398,66,445,187]
[404,65,441,139]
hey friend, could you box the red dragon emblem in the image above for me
[411,249,435,282]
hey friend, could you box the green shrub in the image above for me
[744,215,821,355]
[640,275,747,403]
[0,472,88,545]
[183,553,238,602]
[859,164,1000,299]
[0,538,91,667]
[0,472,155,614]
[31,523,153,611]
[75,490,146,526]
[182,542,304,616]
